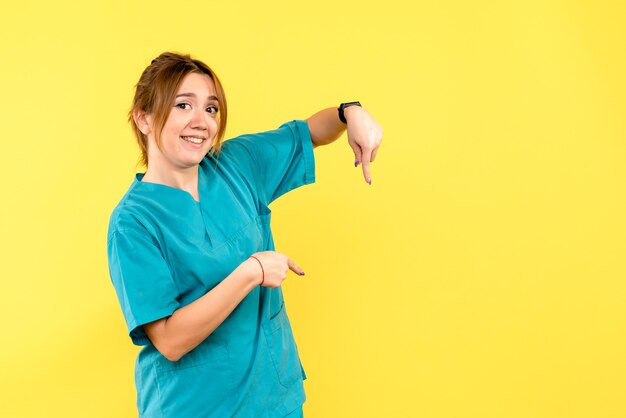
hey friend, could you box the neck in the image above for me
[142,163,200,197]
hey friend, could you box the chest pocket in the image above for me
[256,203,272,250]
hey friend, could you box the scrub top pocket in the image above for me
[155,342,235,417]
[262,302,303,389]
[256,204,272,249]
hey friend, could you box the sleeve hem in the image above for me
[128,305,178,346]
[294,120,316,186]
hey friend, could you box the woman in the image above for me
[107,51,383,418]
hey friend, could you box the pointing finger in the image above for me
[360,148,373,185]
[288,258,305,276]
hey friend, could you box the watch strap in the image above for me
[338,101,362,124]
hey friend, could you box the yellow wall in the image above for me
[1,1,625,417]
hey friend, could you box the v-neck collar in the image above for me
[126,154,255,249]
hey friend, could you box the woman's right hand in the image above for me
[245,251,305,288]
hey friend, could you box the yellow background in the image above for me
[1,1,625,417]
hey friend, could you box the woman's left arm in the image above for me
[306,106,383,185]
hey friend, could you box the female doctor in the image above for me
[106,52,383,418]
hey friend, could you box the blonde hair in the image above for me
[128,52,228,168]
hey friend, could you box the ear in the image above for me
[133,108,152,136]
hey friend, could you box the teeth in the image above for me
[181,136,204,144]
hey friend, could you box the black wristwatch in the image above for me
[338,101,361,124]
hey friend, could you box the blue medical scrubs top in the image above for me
[106,120,315,418]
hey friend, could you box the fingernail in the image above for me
[300,271,305,276]
[368,178,372,185]
[355,160,359,167]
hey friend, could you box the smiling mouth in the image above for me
[180,136,206,144]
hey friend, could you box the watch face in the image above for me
[341,101,361,109]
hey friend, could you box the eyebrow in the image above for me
[175,92,218,101]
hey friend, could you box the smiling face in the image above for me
[144,72,220,170]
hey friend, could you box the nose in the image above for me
[189,108,208,131]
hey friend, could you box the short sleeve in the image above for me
[224,119,316,206]
[107,228,180,346]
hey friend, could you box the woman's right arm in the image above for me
[143,251,304,362]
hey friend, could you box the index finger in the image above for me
[361,148,372,185]
[288,258,305,276]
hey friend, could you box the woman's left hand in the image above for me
[345,106,383,185]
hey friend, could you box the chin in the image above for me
[190,157,205,166]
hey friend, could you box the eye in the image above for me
[175,103,191,110]
[207,105,219,114]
